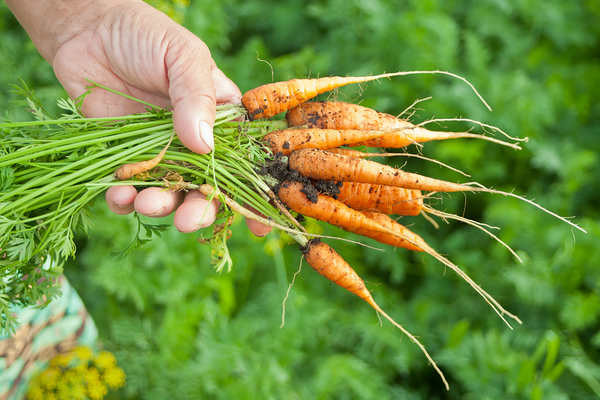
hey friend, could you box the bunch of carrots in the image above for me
[0,71,585,389]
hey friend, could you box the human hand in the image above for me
[7,0,271,236]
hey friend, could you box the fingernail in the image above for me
[199,121,214,151]
[145,206,166,217]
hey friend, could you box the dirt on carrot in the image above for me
[286,101,522,150]
[337,182,423,216]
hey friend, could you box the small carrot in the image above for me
[302,238,449,390]
[262,128,389,156]
[242,70,491,120]
[287,101,521,149]
[115,134,174,180]
[337,182,423,216]
[288,148,586,232]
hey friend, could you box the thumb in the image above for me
[166,36,218,154]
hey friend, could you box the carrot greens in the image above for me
[0,82,294,335]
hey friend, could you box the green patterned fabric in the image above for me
[0,276,97,400]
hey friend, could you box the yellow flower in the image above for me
[63,367,84,385]
[38,366,61,390]
[94,350,117,371]
[57,383,86,400]
[86,381,108,400]
[73,346,94,363]
[26,385,44,400]
[55,379,71,396]
[84,367,101,385]
[49,353,72,368]
[102,366,127,390]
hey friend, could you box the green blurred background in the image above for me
[2,0,599,398]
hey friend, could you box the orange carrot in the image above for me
[302,238,449,390]
[262,128,389,156]
[280,181,522,327]
[287,148,586,233]
[242,70,492,120]
[287,101,521,149]
[337,182,423,216]
[288,148,474,192]
[115,134,174,180]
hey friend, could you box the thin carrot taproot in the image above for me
[288,148,585,232]
[337,182,423,216]
[302,238,449,390]
[344,210,429,252]
[279,181,521,327]
[286,101,522,149]
[242,70,491,120]
[115,133,174,180]
[421,205,522,262]
[262,128,390,156]
[325,148,472,177]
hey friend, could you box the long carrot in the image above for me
[242,70,492,120]
[262,128,389,156]
[286,101,522,149]
[288,148,586,232]
[279,181,521,327]
[114,134,174,180]
[302,238,449,390]
[337,182,423,216]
